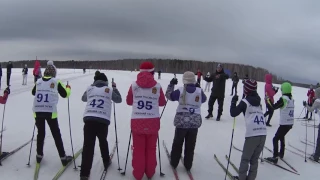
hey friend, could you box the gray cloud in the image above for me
[0,0,319,83]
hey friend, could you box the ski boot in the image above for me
[103,159,112,170]
[233,176,239,180]
[216,115,221,121]
[205,114,213,119]
[36,154,43,163]
[265,157,278,164]
[80,176,89,180]
[309,154,319,162]
[0,152,9,160]
[308,117,312,121]
[61,155,73,166]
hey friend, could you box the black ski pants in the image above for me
[80,121,110,177]
[208,94,224,116]
[264,102,274,124]
[35,117,66,157]
[306,102,313,118]
[231,83,238,95]
[273,125,292,158]
[6,72,11,86]
[170,128,198,170]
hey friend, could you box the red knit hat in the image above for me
[139,61,154,73]
[244,79,257,95]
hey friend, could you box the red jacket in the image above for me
[307,89,315,104]
[0,92,9,104]
[196,72,202,79]
[33,60,40,76]
[126,72,166,134]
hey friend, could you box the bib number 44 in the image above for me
[254,115,265,125]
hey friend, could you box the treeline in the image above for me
[2,59,310,88]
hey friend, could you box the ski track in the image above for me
[0,69,319,180]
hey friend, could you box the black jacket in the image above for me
[204,68,229,97]
[6,63,13,74]
[230,91,262,117]
[232,75,239,84]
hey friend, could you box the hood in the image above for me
[136,72,157,88]
[92,80,108,87]
[315,87,320,99]
[245,91,261,106]
[281,82,292,94]
[265,74,272,84]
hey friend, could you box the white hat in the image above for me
[183,71,196,84]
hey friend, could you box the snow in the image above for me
[0,68,318,180]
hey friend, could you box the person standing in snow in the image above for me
[231,72,239,96]
[263,74,279,127]
[22,64,28,85]
[195,69,203,86]
[165,71,207,171]
[265,82,294,163]
[204,64,229,121]
[126,61,166,180]
[158,69,161,80]
[6,61,12,86]
[80,73,122,180]
[303,87,320,162]
[304,85,315,120]
[32,64,73,165]
[242,74,249,99]
[204,72,211,92]
[0,64,2,89]
[230,79,266,180]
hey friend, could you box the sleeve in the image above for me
[112,88,122,103]
[165,84,180,101]
[201,90,207,103]
[307,90,310,96]
[81,91,87,102]
[126,85,133,105]
[158,87,166,106]
[265,84,276,98]
[230,100,247,117]
[222,73,229,79]
[32,85,36,96]
[306,100,320,112]
[268,97,284,110]
[57,80,71,98]
[0,92,9,104]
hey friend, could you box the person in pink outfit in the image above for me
[126,61,166,180]
[263,74,279,126]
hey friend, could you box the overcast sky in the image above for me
[0,0,319,83]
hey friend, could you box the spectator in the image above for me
[231,72,239,96]
[22,64,28,85]
[305,84,315,120]
[6,61,13,86]
[0,64,2,89]
[158,69,162,79]
[204,72,211,92]
[242,74,249,99]
[264,74,279,127]
[196,69,203,86]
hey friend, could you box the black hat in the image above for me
[94,72,108,82]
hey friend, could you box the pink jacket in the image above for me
[126,72,166,134]
[265,74,276,103]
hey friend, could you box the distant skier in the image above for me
[304,85,315,120]
[231,72,239,96]
[165,71,206,171]
[242,74,249,99]
[80,73,122,180]
[83,68,86,74]
[303,87,320,162]
[33,61,41,83]
[204,72,211,92]
[264,74,279,127]
[230,79,266,180]
[22,64,28,85]
[0,64,2,89]
[32,64,73,165]
[265,82,294,163]
[195,69,203,85]
[6,61,12,86]
[158,69,161,79]
[126,61,166,180]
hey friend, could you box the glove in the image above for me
[303,101,307,107]
[4,87,10,95]
[66,85,71,89]
[273,86,279,93]
[315,109,318,113]
[170,78,178,85]
[112,82,116,88]
[231,95,239,104]
[195,83,201,88]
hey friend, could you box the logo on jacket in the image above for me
[105,88,110,93]
[195,96,199,102]
[50,83,55,89]
[152,87,157,94]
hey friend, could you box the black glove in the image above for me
[303,101,307,107]
[170,78,178,85]
[4,87,10,95]
[273,86,279,93]
[195,83,201,88]
[231,95,239,104]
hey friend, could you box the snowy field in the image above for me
[0,68,318,180]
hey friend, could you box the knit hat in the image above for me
[281,82,292,94]
[315,87,320,99]
[183,71,196,84]
[95,72,108,82]
[217,64,222,68]
[243,79,257,95]
[47,60,54,66]
[94,71,101,81]
[140,61,154,73]
[44,65,56,77]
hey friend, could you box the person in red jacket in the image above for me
[126,61,166,180]
[264,74,278,126]
[196,69,203,86]
[305,85,315,120]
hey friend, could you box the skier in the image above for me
[242,74,249,99]
[0,64,2,89]
[80,72,122,180]
[195,69,203,85]
[231,72,239,96]
[22,64,28,85]
[303,87,320,162]
[83,68,86,74]
[204,72,211,92]
[304,85,315,120]
[165,71,206,171]
[32,64,73,165]
[158,69,161,79]
[126,61,166,180]
[263,74,279,127]
[47,60,57,77]
[6,61,12,86]
[204,64,229,121]
[230,79,266,180]
[265,82,294,163]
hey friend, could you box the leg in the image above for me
[97,123,110,168]
[238,137,258,180]
[35,117,46,156]
[80,122,97,177]
[46,118,66,157]
[6,73,9,86]
[132,133,146,180]
[145,134,158,179]
[279,125,292,158]
[247,136,266,180]
[217,97,224,117]
[273,126,288,157]
[235,84,238,95]
[314,124,320,160]
[183,128,198,170]
[231,84,235,95]
[207,95,217,115]
[266,104,274,125]
[170,128,187,168]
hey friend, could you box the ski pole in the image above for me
[158,135,165,176]
[112,78,122,171]
[26,124,36,166]
[304,108,308,162]
[0,104,6,158]
[225,117,236,180]
[121,132,131,175]
[313,115,316,153]
[67,81,77,170]
[260,148,264,163]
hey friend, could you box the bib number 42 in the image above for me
[89,99,105,108]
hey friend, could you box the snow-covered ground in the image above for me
[0,68,318,180]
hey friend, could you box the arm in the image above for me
[165,84,180,101]
[32,85,36,96]
[158,87,166,106]
[307,90,310,97]
[81,91,87,102]
[268,97,284,110]
[0,92,9,104]
[265,84,276,98]
[201,90,207,103]
[221,73,229,80]
[57,81,71,98]
[112,88,122,103]
[230,100,247,117]
[126,85,133,105]
[306,100,320,112]
[204,74,214,82]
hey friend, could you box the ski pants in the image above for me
[314,123,320,160]
[22,74,27,85]
[6,72,11,86]
[170,128,198,170]
[264,102,274,124]
[239,135,266,180]
[80,121,110,177]
[306,102,313,118]
[273,125,293,157]
[208,94,224,116]
[197,78,201,85]
[231,83,238,95]
[132,132,158,180]
[204,82,211,92]
[35,117,66,157]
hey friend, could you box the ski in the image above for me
[99,142,118,180]
[263,158,300,175]
[163,140,179,180]
[180,156,194,180]
[213,154,235,180]
[300,140,315,148]
[0,139,32,165]
[225,155,239,174]
[51,148,83,180]
[34,163,41,180]
[263,146,298,173]
[285,148,305,158]
[288,143,312,156]
[308,157,320,164]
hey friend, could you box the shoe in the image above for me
[279,153,284,159]
[309,154,319,162]
[103,159,112,170]
[216,115,221,121]
[0,152,9,160]
[61,155,73,166]
[80,176,89,180]
[36,154,43,163]
[308,117,312,121]
[232,176,239,180]
[303,116,307,119]
[265,157,278,164]
[205,114,213,119]
[266,123,272,127]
